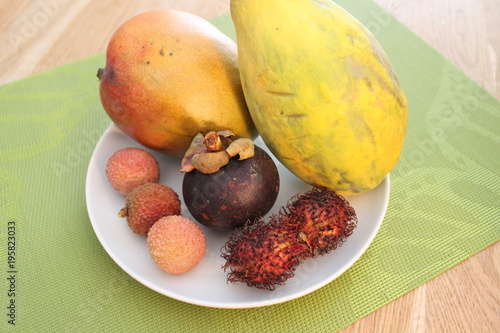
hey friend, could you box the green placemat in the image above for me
[1,1,499,332]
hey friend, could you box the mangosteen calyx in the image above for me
[180,130,255,174]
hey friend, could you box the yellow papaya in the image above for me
[231,0,408,195]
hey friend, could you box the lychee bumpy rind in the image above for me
[106,147,160,196]
[221,187,357,290]
[147,215,206,274]
[120,183,181,236]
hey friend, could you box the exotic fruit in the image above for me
[98,10,257,157]
[222,215,302,289]
[147,215,206,274]
[286,187,358,258]
[221,187,358,290]
[181,131,280,231]
[119,183,181,236]
[231,0,408,195]
[105,147,160,196]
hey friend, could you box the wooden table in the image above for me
[1,1,498,331]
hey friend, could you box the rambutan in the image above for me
[221,214,307,290]
[286,187,358,258]
[221,187,357,290]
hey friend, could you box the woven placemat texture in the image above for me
[1,1,499,332]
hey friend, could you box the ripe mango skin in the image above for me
[99,10,257,158]
[231,0,408,195]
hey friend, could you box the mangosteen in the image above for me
[181,131,280,231]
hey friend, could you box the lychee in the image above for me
[119,183,181,236]
[106,147,160,195]
[147,215,206,274]
[221,187,358,290]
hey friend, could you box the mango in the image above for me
[231,0,408,195]
[98,10,257,157]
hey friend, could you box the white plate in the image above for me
[86,124,390,309]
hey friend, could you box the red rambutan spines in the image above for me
[286,187,358,258]
[221,187,358,290]
[221,216,306,290]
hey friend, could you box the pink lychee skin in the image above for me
[147,215,206,275]
[106,147,160,195]
[121,183,181,236]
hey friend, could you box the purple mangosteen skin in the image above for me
[182,146,280,231]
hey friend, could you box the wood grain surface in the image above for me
[1,1,498,332]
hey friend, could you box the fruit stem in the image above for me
[97,68,104,80]
[118,207,128,218]
[204,132,226,152]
